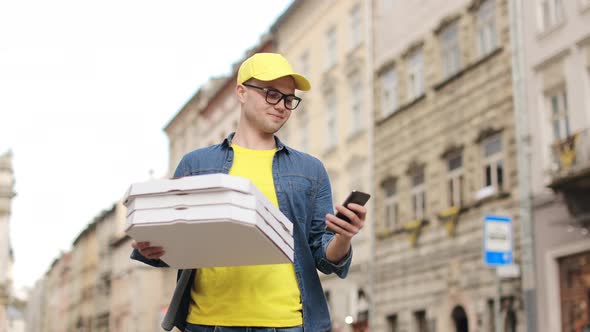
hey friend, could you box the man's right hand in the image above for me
[131,240,165,260]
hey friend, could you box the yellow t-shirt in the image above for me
[186,144,302,327]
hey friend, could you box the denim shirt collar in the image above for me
[222,132,290,154]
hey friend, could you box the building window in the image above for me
[407,48,424,100]
[440,21,461,78]
[326,26,338,69]
[350,3,363,49]
[538,0,564,31]
[325,92,338,150]
[386,314,398,332]
[299,108,309,152]
[411,170,426,220]
[414,310,428,332]
[477,0,497,56]
[482,134,504,192]
[349,76,364,136]
[382,178,399,229]
[447,153,464,207]
[356,289,369,323]
[548,88,570,141]
[380,67,398,117]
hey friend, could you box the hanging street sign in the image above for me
[483,214,513,266]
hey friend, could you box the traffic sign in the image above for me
[483,215,513,266]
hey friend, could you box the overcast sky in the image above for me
[0,0,292,291]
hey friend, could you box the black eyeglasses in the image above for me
[242,83,302,110]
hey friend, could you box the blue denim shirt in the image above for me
[131,133,352,332]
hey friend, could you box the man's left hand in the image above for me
[325,203,367,263]
[325,203,367,240]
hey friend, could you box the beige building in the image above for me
[94,204,117,332]
[26,198,177,332]
[271,1,374,329]
[110,232,177,332]
[25,278,46,332]
[0,151,15,332]
[372,0,525,331]
[519,0,590,331]
[70,220,99,331]
[42,252,72,332]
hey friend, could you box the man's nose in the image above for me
[273,99,287,112]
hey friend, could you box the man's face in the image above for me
[237,76,296,135]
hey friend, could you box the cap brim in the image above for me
[291,73,311,91]
[253,72,311,91]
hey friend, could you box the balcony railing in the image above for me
[551,128,590,179]
[550,128,590,227]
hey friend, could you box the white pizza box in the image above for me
[123,174,292,234]
[126,201,294,249]
[125,204,294,269]
[125,190,293,246]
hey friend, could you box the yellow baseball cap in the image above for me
[237,53,311,91]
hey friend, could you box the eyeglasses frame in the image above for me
[242,83,302,110]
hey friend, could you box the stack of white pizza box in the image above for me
[123,173,294,269]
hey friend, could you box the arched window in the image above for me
[451,305,469,332]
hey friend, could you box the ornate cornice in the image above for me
[474,126,504,144]
[402,40,425,58]
[434,13,461,35]
[440,143,465,160]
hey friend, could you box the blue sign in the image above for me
[483,215,513,266]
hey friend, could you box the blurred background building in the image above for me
[373,0,522,330]
[521,0,590,331]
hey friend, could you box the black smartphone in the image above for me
[335,190,371,223]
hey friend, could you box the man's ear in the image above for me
[236,84,247,103]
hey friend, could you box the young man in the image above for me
[131,53,367,332]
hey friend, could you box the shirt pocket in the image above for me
[283,174,314,226]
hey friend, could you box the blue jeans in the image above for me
[184,324,303,332]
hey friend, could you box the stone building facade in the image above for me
[42,252,72,332]
[372,0,524,330]
[520,0,590,330]
[28,199,179,332]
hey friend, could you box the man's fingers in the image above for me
[347,203,367,218]
[131,240,165,259]
[325,220,355,238]
[326,213,358,237]
[142,246,165,258]
[145,250,166,259]
[335,205,364,228]
[132,241,150,249]
[335,205,358,223]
